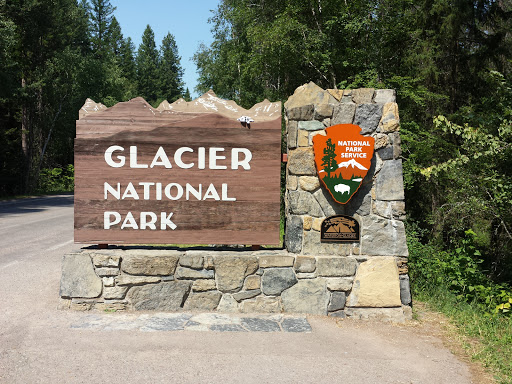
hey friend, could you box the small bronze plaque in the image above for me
[320,215,360,242]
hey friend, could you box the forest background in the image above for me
[1,1,512,377]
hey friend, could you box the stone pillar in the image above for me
[284,82,411,318]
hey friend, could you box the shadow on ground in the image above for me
[0,194,74,216]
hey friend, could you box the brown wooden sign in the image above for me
[74,97,282,245]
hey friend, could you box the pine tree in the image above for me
[119,37,137,95]
[109,16,123,57]
[321,139,337,178]
[88,0,116,58]
[158,32,184,102]
[183,88,192,101]
[136,25,159,104]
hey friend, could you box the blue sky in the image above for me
[110,0,221,98]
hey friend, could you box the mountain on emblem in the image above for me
[312,124,375,204]
[338,159,368,170]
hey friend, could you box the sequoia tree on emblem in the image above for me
[312,124,375,204]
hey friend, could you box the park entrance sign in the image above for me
[74,94,282,245]
[62,83,412,320]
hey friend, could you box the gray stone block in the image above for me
[298,120,325,131]
[239,296,282,313]
[375,159,405,201]
[232,289,261,302]
[60,253,102,299]
[296,272,317,279]
[281,279,329,315]
[377,146,394,160]
[314,103,335,120]
[95,267,119,277]
[373,200,405,220]
[400,275,412,305]
[344,307,406,322]
[210,324,247,332]
[391,201,406,220]
[122,251,180,276]
[294,256,316,273]
[192,279,216,292]
[360,215,409,256]
[331,103,356,125]
[116,275,160,286]
[214,255,259,293]
[281,317,312,332]
[287,121,298,149]
[287,105,314,121]
[179,254,204,269]
[261,268,298,296]
[326,277,354,291]
[354,104,383,134]
[313,187,345,217]
[352,88,375,104]
[343,184,371,217]
[287,147,316,175]
[91,253,120,268]
[288,190,324,217]
[302,230,353,256]
[103,286,128,300]
[374,89,396,104]
[175,266,214,280]
[216,294,239,312]
[328,292,346,312]
[127,281,191,311]
[286,215,303,254]
[241,318,281,332]
[258,255,295,268]
[141,314,192,331]
[373,200,392,218]
[183,291,222,311]
[316,257,357,277]
[328,310,347,318]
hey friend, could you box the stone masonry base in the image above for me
[59,248,412,322]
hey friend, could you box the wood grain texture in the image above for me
[75,100,282,245]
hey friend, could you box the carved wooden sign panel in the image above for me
[312,124,374,204]
[74,95,282,245]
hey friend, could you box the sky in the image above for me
[110,0,221,98]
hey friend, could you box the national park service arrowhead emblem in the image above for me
[312,124,374,204]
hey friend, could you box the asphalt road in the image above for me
[0,195,477,384]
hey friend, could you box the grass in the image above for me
[413,285,512,384]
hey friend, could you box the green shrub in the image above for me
[37,164,74,193]
[407,224,512,317]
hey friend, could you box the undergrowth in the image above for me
[408,224,512,383]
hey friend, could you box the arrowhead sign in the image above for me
[312,124,375,204]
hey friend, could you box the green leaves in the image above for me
[408,226,512,318]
